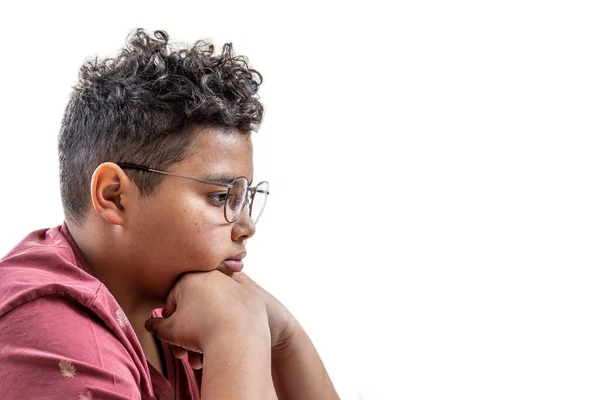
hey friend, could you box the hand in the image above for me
[144,270,270,367]
[233,273,340,399]
[231,272,301,358]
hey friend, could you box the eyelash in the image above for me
[207,192,228,206]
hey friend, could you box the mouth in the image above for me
[223,250,246,273]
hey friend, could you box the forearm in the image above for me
[272,325,340,400]
[201,333,277,399]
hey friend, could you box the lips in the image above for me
[223,251,246,272]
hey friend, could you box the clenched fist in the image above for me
[144,270,270,359]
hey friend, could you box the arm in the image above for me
[0,296,144,399]
[272,324,340,400]
[228,273,340,400]
[200,332,277,399]
[145,271,279,399]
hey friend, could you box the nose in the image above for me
[231,204,256,241]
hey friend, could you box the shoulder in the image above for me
[0,296,157,399]
[0,295,145,399]
[0,225,101,317]
[1,295,131,368]
[0,227,156,398]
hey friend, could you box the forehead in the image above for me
[181,126,254,179]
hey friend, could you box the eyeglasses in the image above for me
[117,163,269,224]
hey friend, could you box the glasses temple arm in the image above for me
[117,163,151,172]
[117,163,233,188]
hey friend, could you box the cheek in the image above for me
[134,193,231,267]
[177,200,232,269]
[187,219,229,264]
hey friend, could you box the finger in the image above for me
[162,291,178,319]
[145,317,180,346]
[187,351,204,370]
[231,271,253,285]
[170,344,188,359]
[232,271,265,293]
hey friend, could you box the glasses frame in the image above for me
[116,162,269,224]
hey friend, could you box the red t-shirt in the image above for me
[0,224,202,399]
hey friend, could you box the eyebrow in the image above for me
[202,173,253,186]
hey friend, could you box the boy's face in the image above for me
[123,127,256,301]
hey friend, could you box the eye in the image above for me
[207,192,228,206]
[229,195,244,209]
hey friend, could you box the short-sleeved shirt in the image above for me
[0,224,202,399]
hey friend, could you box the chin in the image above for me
[218,268,234,278]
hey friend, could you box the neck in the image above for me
[66,219,165,345]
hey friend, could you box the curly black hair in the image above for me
[58,29,263,224]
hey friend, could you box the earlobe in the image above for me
[90,163,131,226]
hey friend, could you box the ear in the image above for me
[90,163,133,226]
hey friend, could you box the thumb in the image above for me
[145,317,176,343]
[162,291,178,318]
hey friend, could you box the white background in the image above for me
[1,1,599,399]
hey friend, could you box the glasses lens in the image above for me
[226,177,249,223]
[250,181,269,224]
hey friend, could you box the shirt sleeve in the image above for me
[0,295,144,399]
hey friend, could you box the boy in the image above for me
[0,29,339,399]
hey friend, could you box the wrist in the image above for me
[202,302,271,349]
[205,319,271,351]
